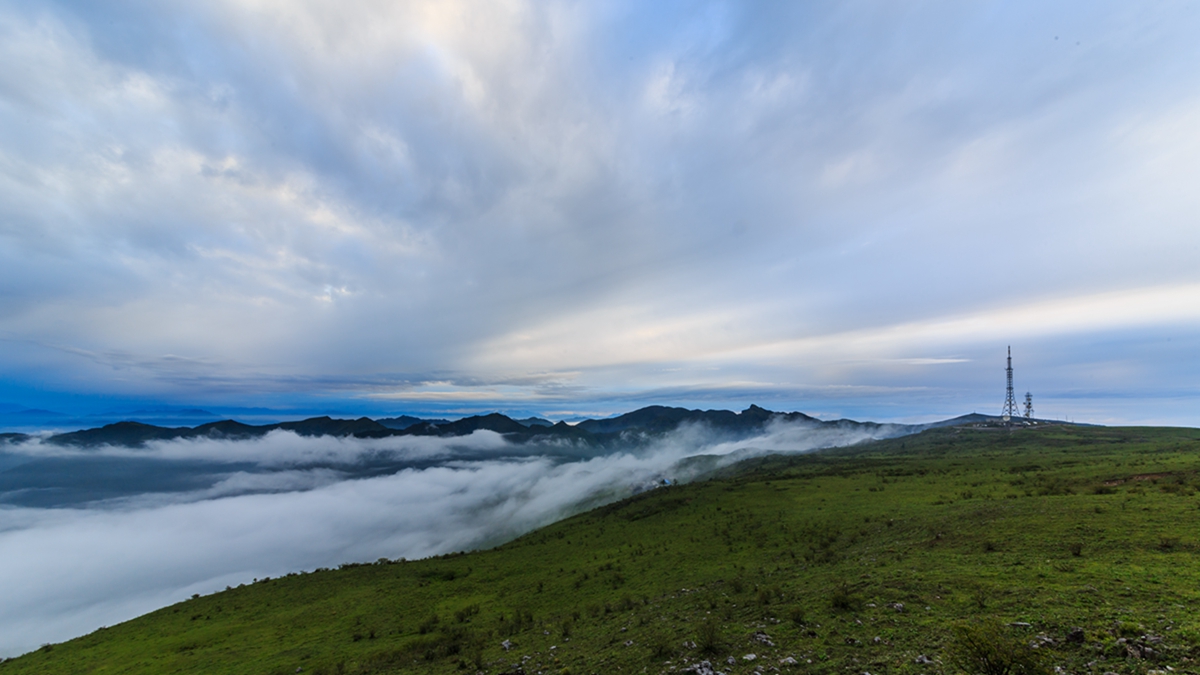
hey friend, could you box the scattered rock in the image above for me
[743,653,758,661]
[1066,627,1085,643]
[873,636,882,644]
[890,603,905,613]
[727,656,737,665]
[624,640,634,647]
[779,656,798,665]
[1010,622,1032,628]
[501,639,513,652]
[752,632,776,647]
[915,654,935,664]
[683,660,726,675]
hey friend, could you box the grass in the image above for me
[5,424,1200,674]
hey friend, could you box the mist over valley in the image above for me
[0,405,915,656]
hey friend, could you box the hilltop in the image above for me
[4,423,1199,674]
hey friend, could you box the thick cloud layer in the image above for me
[0,420,905,657]
[0,2,1198,424]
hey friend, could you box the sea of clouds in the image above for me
[0,420,910,657]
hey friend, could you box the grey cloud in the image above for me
[1,1,1199,419]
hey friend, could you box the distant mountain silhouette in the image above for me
[376,415,450,430]
[574,404,817,434]
[34,405,1047,449]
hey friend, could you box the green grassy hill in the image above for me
[6,425,1200,675]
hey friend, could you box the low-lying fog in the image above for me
[0,420,910,657]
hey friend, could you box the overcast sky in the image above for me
[2,1,1199,425]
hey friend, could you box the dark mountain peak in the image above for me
[192,420,264,439]
[376,415,450,430]
[47,421,190,448]
[739,404,775,422]
[276,417,391,438]
[574,406,689,434]
[434,413,528,436]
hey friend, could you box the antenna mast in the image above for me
[1001,346,1019,422]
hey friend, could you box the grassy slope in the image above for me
[5,425,1200,675]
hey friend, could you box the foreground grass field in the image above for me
[5,424,1200,674]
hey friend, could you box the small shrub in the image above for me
[971,586,990,610]
[947,620,1050,675]
[1112,620,1141,638]
[1068,542,1083,557]
[418,615,440,635]
[829,583,859,612]
[788,606,806,625]
[454,604,480,623]
[697,619,723,654]
[647,633,674,659]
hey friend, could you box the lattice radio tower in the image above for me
[1001,346,1019,422]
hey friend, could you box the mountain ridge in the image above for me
[8,404,915,449]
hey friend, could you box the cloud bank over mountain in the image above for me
[1,1,1199,424]
[0,417,908,656]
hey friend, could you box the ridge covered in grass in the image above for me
[5,424,1200,674]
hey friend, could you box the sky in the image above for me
[2,1,1200,426]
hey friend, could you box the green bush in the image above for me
[829,583,859,612]
[696,618,722,654]
[946,620,1050,675]
[788,605,806,625]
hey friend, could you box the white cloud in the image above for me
[1,1,1200,420]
